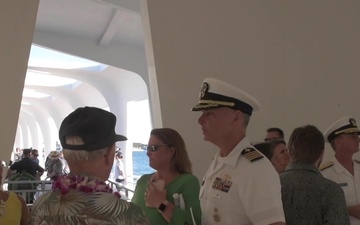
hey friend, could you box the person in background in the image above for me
[114,149,126,184]
[14,148,22,162]
[132,128,201,225]
[254,140,290,173]
[30,149,40,165]
[191,77,285,225]
[281,125,350,225]
[6,149,44,179]
[10,147,22,166]
[59,151,69,174]
[265,127,285,142]
[0,161,29,225]
[320,116,360,225]
[45,151,64,181]
[29,106,148,225]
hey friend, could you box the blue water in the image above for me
[132,151,154,176]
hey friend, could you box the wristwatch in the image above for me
[158,200,169,212]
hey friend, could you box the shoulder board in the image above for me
[241,148,263,162]
[319,161,334,171]
[354,159,360,164]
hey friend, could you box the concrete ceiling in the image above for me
[35,0,144,48]
[17,0,150,152]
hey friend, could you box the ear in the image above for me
[169,146,176,157]
[104,144,115,165]
[333,137,342,148]
[232,110,242,122]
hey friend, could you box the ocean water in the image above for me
[132,150,154,176]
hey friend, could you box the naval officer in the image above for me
[320,116,360,225]
[192,77,285,225]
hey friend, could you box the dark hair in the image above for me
[22,149,32,155]
[31,149,39,156]
[266,127,284,138]
[288,125,324,164]
[254,140,286,160]
[150,128,192,173]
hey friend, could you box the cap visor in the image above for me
[327,129,360,143]
[191,103,222,111]
[115,134,127,141]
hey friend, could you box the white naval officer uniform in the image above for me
[200,137,285,225]
[321,157,360,225]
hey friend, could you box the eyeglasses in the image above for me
[147,145,169,152]
[264,138,283,142]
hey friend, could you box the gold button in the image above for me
[213,213,221,222]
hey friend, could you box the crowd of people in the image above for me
[2,77,360,225]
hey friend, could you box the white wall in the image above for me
[142,1,360,178]
[0,0,39,161]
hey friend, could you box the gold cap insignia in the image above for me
[200,82,209,98]
[350,118,357,127]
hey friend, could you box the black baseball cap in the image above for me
[59,106,127,151]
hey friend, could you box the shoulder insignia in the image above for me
[319,161,334,171]
[241,147,263,162]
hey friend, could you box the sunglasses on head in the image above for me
[146,145,169,152]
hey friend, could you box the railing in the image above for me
[3,180,53,211]
[106,179,135,201]
[3,178,135,210]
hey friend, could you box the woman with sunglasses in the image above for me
[132,128,201,225]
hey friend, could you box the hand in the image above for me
[145,180,167,208]
[348,205,360,219]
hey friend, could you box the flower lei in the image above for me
[52,174,121,198]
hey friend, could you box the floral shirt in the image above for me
[46,159,64,178]
[30,175,149,225]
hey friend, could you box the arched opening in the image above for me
[14,44,154,190]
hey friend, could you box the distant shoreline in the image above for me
[133,147,146,152]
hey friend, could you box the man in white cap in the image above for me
[30,106,148,225]
[192,78,285,225]
[320,116,360,225]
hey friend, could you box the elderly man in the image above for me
[281,125,349,225]
[30,106,148,225]
[192,77,285,225]
[320,116,360,225]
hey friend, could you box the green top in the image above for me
[132,173,201,225]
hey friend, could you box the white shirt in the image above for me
[321,157,360,225]
[200,137,285,225]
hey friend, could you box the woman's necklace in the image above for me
[52,174,120,198]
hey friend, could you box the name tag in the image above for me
[211,177,232,193]
[338,183,348,187]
